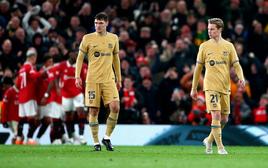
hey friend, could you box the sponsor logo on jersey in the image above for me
[94,51,100,57]
[209,60,215,66]
[209,60,227,66]
[94,51,111,57]
[101,52,111,56]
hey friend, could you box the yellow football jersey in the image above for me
[79,32,120,83]
[196,38,239,94]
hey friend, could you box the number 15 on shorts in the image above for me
[88,91,95,99]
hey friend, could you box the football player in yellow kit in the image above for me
[191,18,245,155]
[75,12,121,151]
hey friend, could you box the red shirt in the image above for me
[1,86,19,122]
[123,88,136,109]
[47,66,62,104]
[55,61,87,98]
[36,66,50,105]
[253,106,267,124]
[17,62,41,103]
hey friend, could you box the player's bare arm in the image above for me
[75,50,85,89]
[191,62,203,100]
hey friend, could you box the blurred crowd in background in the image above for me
[0,0,268,126]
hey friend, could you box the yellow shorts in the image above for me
[85,81,119,107]
[205,90,230,114]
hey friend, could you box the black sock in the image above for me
[27,119,38,139]
[37,119,49,139]
[66,120,74,138]
[17,119,25,137]
[78,118,86,136]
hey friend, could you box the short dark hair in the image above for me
[43,54,53,63]
[95,12,108,21]
[208,18,224,30]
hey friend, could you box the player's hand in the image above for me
[190,89,198,100]
[75,78,82,89]
[116,81,122,91]
[238,79,245,90]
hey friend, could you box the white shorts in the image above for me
[39,102,65,119]
[19,100,38,117]
[62,93,84,112]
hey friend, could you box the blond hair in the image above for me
[208,18,224,30]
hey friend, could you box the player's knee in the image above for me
[109,102,120,113]
[211,110,221,120]
[89,107,99,116]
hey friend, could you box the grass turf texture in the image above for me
[1,145,268,168]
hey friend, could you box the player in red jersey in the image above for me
[54,49,87,144]
[1,77,19,144]
[15,47,45,145]
[35,55,54,143]
[46,65,66,144]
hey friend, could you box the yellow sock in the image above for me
[105,112,119,138]
[211,119,224,150]
[88,114,99,144]
[207,121,226,143]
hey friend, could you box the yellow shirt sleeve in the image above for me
[230,43,245,81]
[112,36,121,82]
[233,62,245,81]
[192,44,204,90]
[75,51,85,79]
[75,36,87,78]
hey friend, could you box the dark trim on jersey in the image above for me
[197,61,204,64]
[231,60,239,66]
[79,49,87,54]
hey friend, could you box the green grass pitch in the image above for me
[1,145,268,168]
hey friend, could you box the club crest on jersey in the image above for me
[94,51,100,57]
[108,43,113,48]
[223,51,228,56]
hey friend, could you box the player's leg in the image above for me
[105,101,119,139]
[74,94,87,144]
[36,104,52,143]
[102,82,120,151]
[23,100,39,145]
[77,107,87,144]
[210,110,227,154]
[62,97,75,143]
[26,116,39,144]
[15,117,25,145]
[216,93,230,154]
[101,101,119,151]
[65,112,75,142]
[204,91,225,154]
[85,82,101,151]
[9,121,18,144]
[204,115,228,145]
[36,116,52,143]
[16,104,27,144]
[88,107,101,150]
